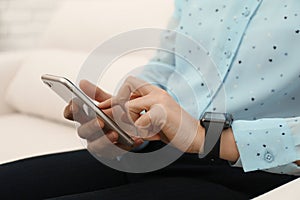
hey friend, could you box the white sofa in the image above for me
[0,0,298,199]
[0,0,173,164]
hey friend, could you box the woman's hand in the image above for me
[63,80,144,159]
[110,76,206,154]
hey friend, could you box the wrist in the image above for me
[199,112,234,159]
[199,122,206,153]
[220,128,239,162]
[193,121,206,154]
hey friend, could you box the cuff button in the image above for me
[264,152,274,163]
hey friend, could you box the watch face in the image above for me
[204,112,226,122]
[202,112,233,128]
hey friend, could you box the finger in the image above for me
[79,80,111,102]
[115,137,144,151]
[64,98,91,123]
[105,131,119,143]
[120,112,134,124]
[125,96,155,115]
[143,134,161,141]
[141,131,169,143]
[123,96,155,125]
[64,101,77,120]
[130,92,141,100]
[64,98,84,120]
[102,108,113,118]
[99,98,112,110]
[77,118,105,140]
[108,92,141,114]
[134,112,151,128]
[133,113,152,138]
[98,94,140,110]
[87,131,118,151]
[131,136,145,147]
[87,131,121,158]
[134,104,167,138]
[113,76,153,107]
[88,132,144,157]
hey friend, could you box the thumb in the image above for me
[134,104,167,139]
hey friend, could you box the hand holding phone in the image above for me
[41,74,136,149]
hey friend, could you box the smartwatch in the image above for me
[199,112,233,159]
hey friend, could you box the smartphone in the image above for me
[41,74,135,147]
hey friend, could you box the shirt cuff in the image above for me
[231,118,299,172]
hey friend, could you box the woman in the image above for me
[1,0,299,199]
[60,0,300,198]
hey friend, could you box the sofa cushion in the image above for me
[0,114,83,165]
[40,0,174,51]
[0,52,28,115]
[5,49,149,124]
[5,50,88,125]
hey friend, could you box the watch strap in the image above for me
[199,121,224,159]
[205,136,221,160]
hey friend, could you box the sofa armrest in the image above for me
[254,178,300,200]
[0,52,27,115]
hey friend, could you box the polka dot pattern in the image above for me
[139,0,300,175]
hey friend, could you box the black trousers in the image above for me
[0,142,296,200]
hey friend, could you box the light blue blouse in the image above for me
[139,0,300,175]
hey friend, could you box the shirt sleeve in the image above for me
[133,0,182,151]
[231,117,300,175]
[137,0,182,90]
